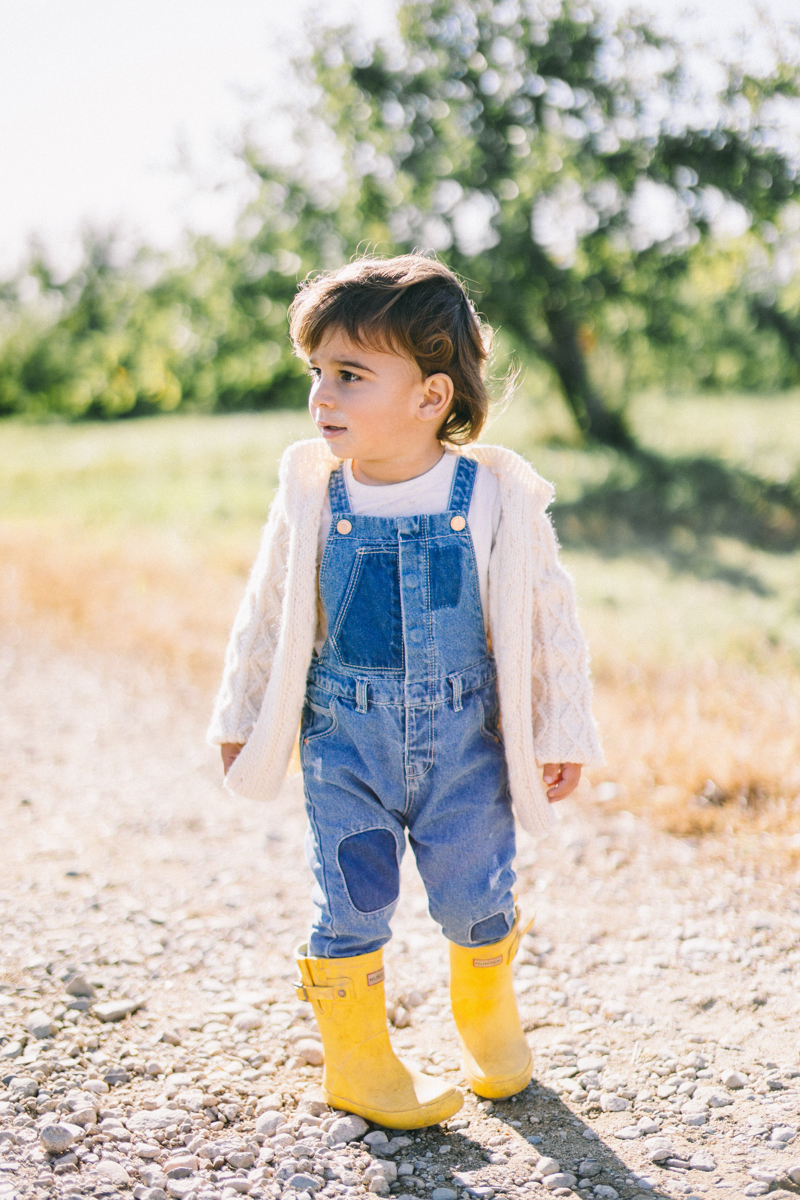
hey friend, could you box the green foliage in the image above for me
[0,0,799,430]
[282,0,800,442]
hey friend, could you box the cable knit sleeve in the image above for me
[529,505,604,766]
[206,490,290,747]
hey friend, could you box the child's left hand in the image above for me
[542,763,581,802]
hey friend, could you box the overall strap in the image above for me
[327,464,352,514]
[447,455,478,513]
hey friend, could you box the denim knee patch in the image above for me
[470,911,510,944]
[338,828,400,913]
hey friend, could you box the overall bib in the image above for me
[301,456,517,959]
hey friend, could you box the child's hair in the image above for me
[288,254,493,444]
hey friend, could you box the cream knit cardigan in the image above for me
[208,438,603,837]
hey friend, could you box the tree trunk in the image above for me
[542,307,634,450]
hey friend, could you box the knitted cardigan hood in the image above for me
[208,438,602,837]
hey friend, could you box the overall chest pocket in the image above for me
[333,548,404,671]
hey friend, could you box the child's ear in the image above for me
[419,372,454,422]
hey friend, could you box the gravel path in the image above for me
[1,635,800,1200]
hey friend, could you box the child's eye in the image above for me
[307,366,321,379]
[340,371,360,383]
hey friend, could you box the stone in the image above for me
[298,1093,329,1116]
[749,1168,781,1184]
[39,1124,77,1155]
[365,1131,390,1146]
[285,1172,323,1192]
[134,1142,162,1159]
[295,1039,325,1066]
[693,1086,732,1107]
[103,1068,129,1087]
[69,1105,97,1126]
[645,1136,674,1163]
[227,1151,255,1169]
[26,1010,56,1039]
[64,974,96,998]
[612,1126,640,1140]
[126,1107,183,1132]
[543,1173,577,1190]
[431,1190,458,1200]
[771,1126,796,1143]
[93,997,144,1022]
[593,1188,619,1200]
[533,1156,560,1179]
[231,1009,263,1031]
[369,1161,397,1183]
[167,1181,198,1199]
[328,1115,368,1142]
[141,1165,169,1187]
[689,1150,716,1171]
[720,1070,747,1089]
[255,1111,284,1138]
[600,1094,629,1112]
[83,1078,109,1094]
[637,1118,660,1134]
[744,1185,770,1197]
[93,1159,131,1186]
[787,1166,800,1186]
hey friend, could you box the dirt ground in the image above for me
[1,632,800,1200]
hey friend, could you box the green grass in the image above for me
[2,391,800,843]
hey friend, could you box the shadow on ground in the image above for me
[552,447,800,594]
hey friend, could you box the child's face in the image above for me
[307,328,452,471]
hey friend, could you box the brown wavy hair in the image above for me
[288,254,493,444]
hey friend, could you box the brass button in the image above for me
[336,519,352,535]
[450,515,466,531]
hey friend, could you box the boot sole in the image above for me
[322,1086,464,1129]
[464,1057,533,1100]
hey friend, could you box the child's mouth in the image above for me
[320,423,347,437]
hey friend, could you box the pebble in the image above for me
[533,1156,560,1179]
[328,1115,369,1142]
[431,1190,457,1200]
[255,1111,284,1137]
[770,1126,796,1143]
[600,1094,629,1112]
[720,1070,747,1089]
[689,1150,716,1171]
[26,1010,55,1039]
[64,973,96,998]
[612,1126,640,1140]
[543,1172,577,1190]
[693,1086,733,1108]
[92,1159,131,1186]
[93,997,145,1022]
[645,1137,674,1163]
[39,1124,78,1155]
[286,1172,323,1192]
[295,1039,325,1066]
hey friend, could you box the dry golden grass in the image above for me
[0,520,245,692]
[2,401,800,857]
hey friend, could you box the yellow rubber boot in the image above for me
[296,945,463,1128]
[449,912,533,1099]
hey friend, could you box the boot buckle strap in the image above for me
[295,980,355,1003]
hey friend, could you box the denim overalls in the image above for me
[301,456,516,958]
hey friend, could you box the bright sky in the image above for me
[0,0,797,275]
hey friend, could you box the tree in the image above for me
[244,0,800,446]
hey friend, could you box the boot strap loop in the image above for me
[295,980,355,1003]
[507,913,535,963]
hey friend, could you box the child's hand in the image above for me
[221,743,245,774]
[542,763,581,802]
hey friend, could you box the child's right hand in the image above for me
[221,743,245,774]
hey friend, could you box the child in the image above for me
[208,255,602,1128]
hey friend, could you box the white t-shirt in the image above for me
[315,450,502,653]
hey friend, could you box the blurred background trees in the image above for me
[1,0,799,444]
